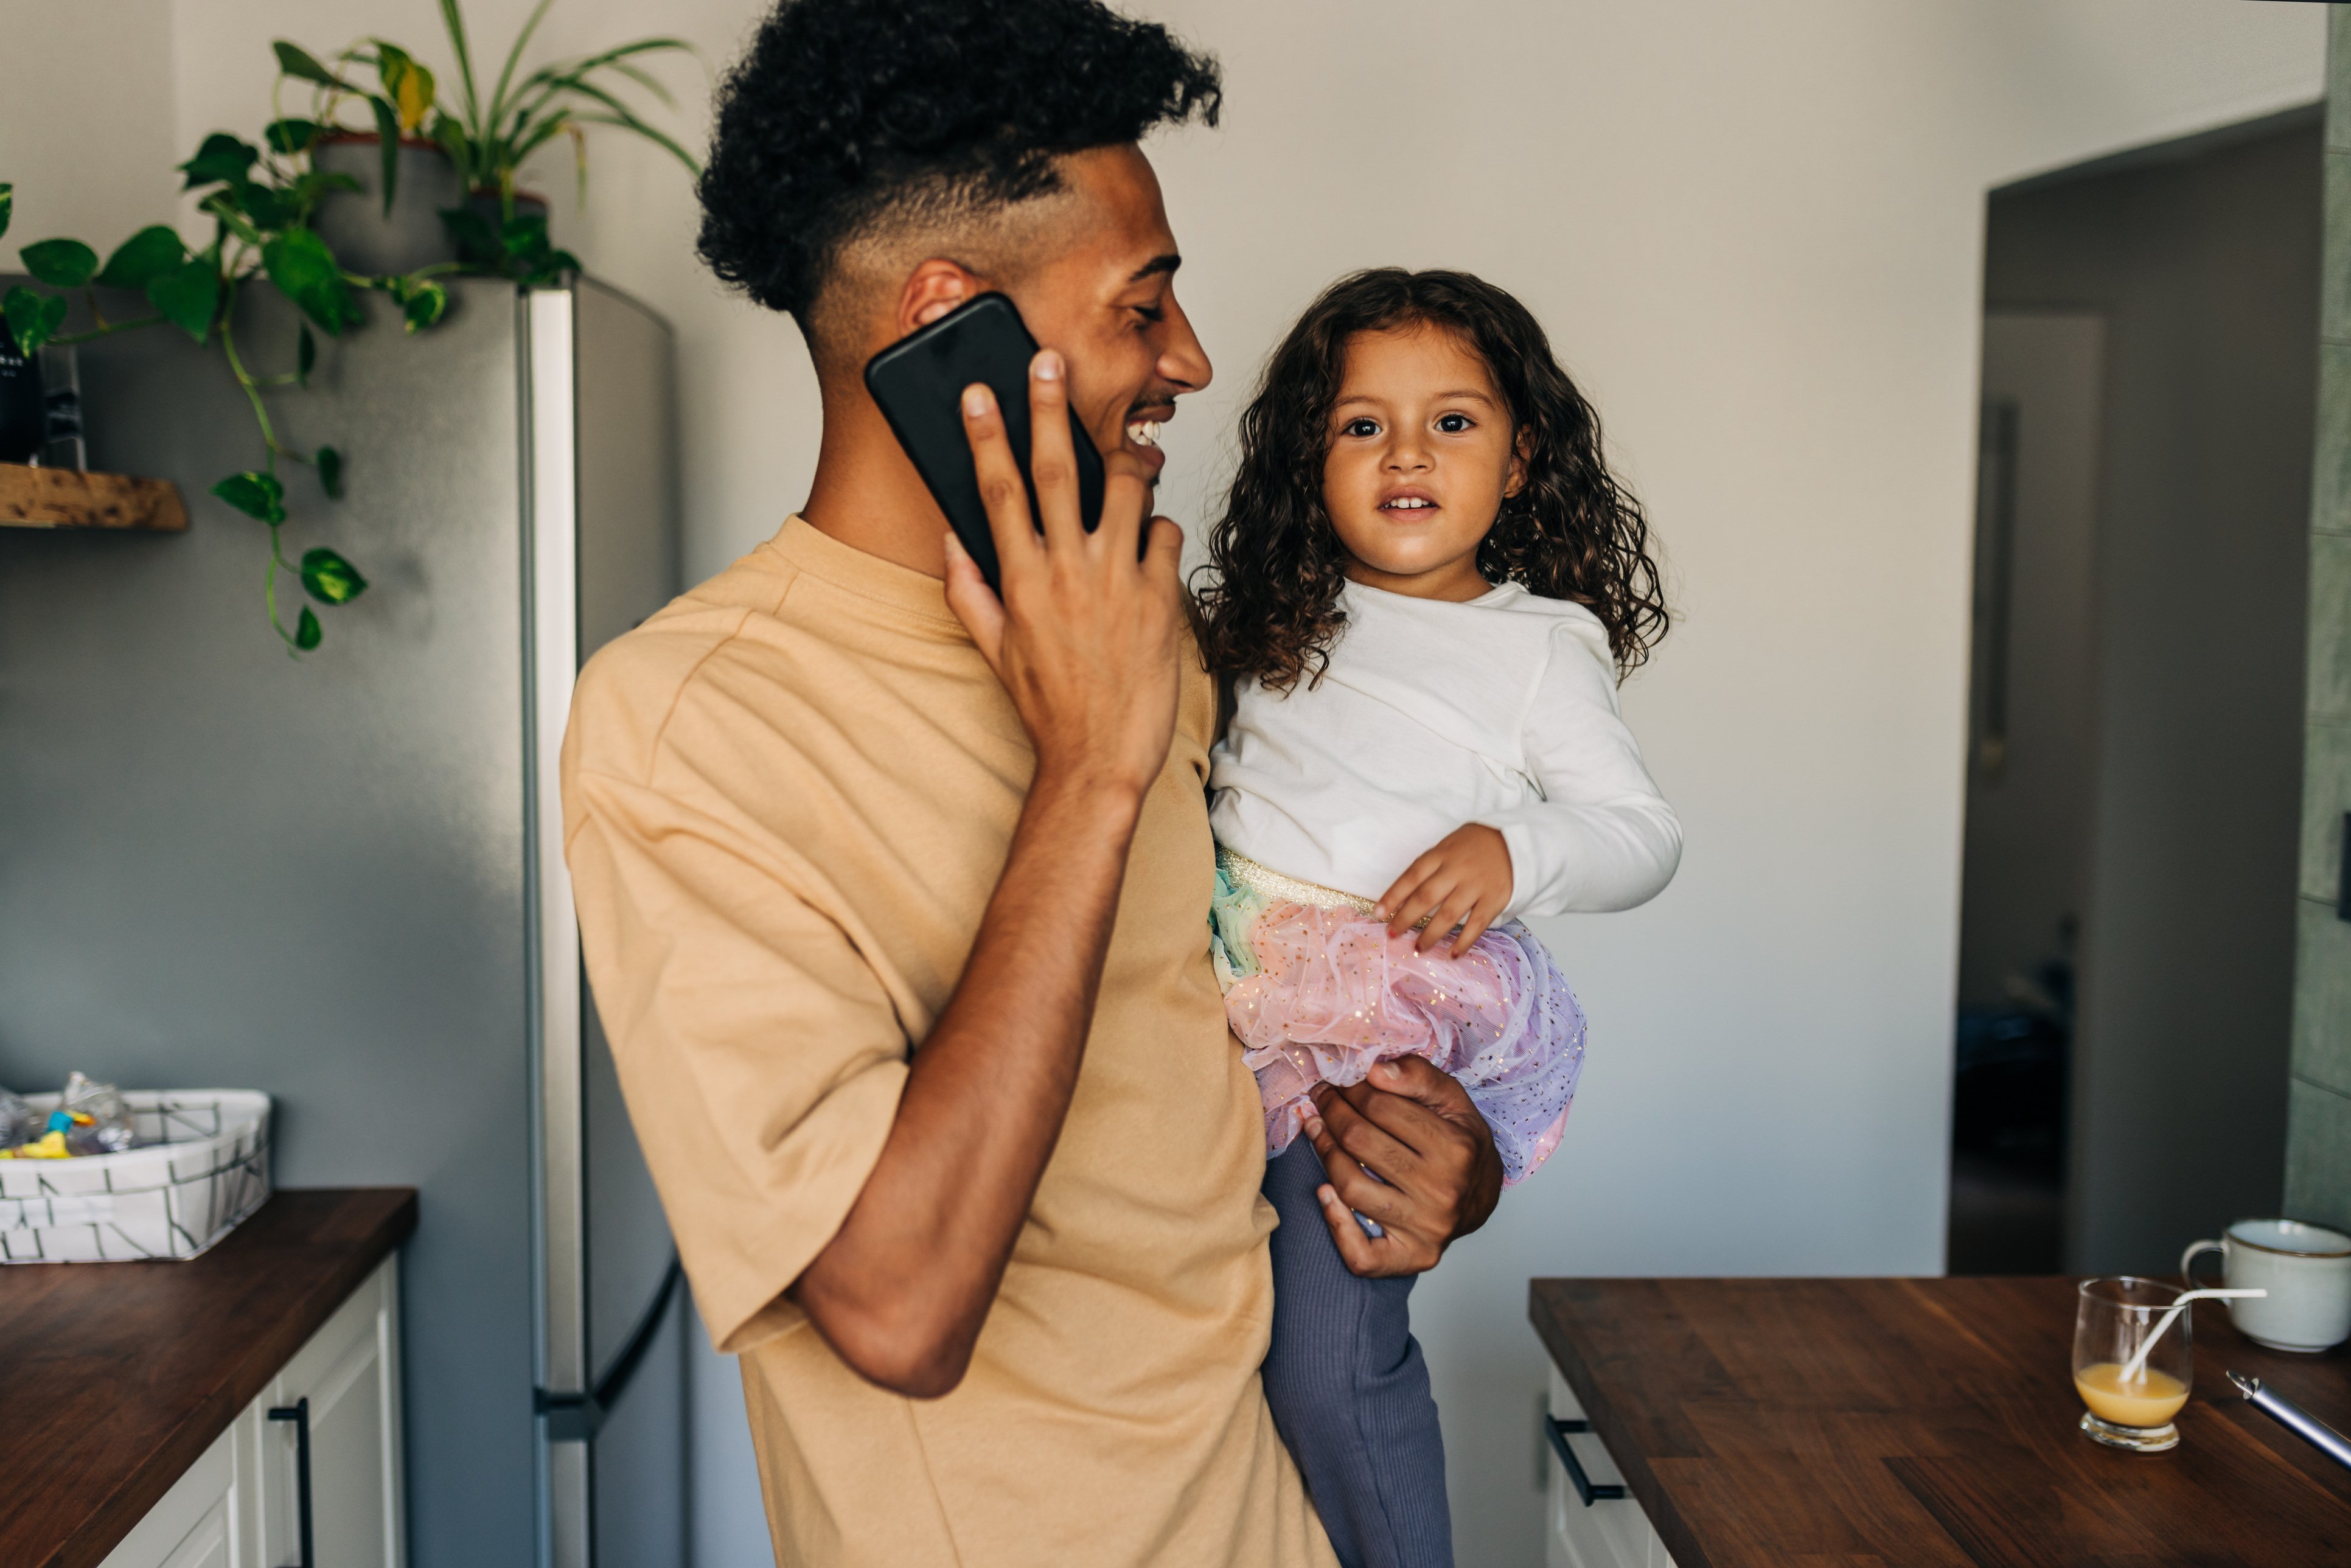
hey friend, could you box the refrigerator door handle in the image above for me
[535,1254,684,1443]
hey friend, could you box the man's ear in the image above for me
[1503,427,1534,499]
[897,259,987,337]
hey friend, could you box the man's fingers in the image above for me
[1357,1056,1483,1135]
[961,383,1042,577]
[941,532,1005,671]
[1314,1183,1391,1275]
[1309,1086,1419,1186]
[1096,450,1155,566]
[1140,514,1184,582]
[1023,351,1085,548]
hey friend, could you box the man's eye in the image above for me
[1436,413,1474,433]
[1342,417,1381,437]
[1131,304,1165,326]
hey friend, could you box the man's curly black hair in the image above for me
[697,0,1221,329]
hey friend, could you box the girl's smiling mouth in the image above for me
[1378,487,1438,513]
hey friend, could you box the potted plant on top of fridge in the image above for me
[274,0,697,288]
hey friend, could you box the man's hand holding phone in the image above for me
[944,349,1185,803]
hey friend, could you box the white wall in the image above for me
[2,3,2322,1564]
[0,0,180,246]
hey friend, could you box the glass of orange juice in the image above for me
[2073,1276,2193,1452]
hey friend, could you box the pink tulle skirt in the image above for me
[1210,849,1585,1185]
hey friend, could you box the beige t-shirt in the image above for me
[561,517,1334,1568]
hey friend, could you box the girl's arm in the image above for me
[1480,617,1681,922]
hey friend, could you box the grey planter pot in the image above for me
[311,137,463,277]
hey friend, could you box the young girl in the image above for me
[1196,269,1679,1568]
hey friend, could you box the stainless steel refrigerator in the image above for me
[0,274,687,1567]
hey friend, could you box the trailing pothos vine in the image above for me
[1,1,694,658]
[0,142,447,655]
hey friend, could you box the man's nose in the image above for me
[1156,292,1212,394]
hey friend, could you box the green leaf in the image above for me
[428,113,474,189]
[94,225,185,290]
[178,133,259,190]
[265,118,326,156]
[261,228,359,336]
[240,183,291,231]
[20,238,97,288]
[439,204,499,267]
[394,60,436,130]
[273,41,343,86]
[365,96,402,217]
[500,213,551,256]
[297,323,316,383]
[145,257,220,343]
[400,277,447,333]
[295,606,323,651]
[300,546,366,603]
[2,287,66,354]
[315,445,343,499]
[0,185,12,242]
[212,470,286,524]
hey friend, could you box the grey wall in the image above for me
[1985,117,2319,1272]
[2287,9,2351,1232]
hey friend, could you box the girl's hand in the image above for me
[1375,823,1514,956]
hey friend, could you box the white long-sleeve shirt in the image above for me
[1207,580,1680,924]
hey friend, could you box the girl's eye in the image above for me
[1435,413,1474,433]
[1341,417,1381,438]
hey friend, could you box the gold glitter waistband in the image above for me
[1215,846,1379,915]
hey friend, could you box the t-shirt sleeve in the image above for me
[1477,619,1682,922]
[565,764,908,1356]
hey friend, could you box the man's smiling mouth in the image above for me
[1125,419,1163,448]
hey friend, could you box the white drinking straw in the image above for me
[2117,1288,2267,1382]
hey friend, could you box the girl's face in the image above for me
[1322,324,1526,602]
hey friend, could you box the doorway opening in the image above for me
[1949,106,2320,1276]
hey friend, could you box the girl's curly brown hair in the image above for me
[1195,268,1667,692]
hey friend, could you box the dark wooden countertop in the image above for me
[1531,1276,2351,1567]
[0,1188,416,1568]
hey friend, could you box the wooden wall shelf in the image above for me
[0,462,187,532]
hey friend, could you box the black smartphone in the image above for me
[864,292,1108,590]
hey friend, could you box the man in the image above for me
[561,1,1503,1562]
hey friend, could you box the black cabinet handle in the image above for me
[1545,1415,1627,1507]
[268,1397,315,1568]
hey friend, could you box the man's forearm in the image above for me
[790,765,1146,1395]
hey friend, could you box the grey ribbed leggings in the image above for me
[1260,1138,1454,1568]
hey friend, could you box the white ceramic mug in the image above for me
[2181,1219,2351,1353]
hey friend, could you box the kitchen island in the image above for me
[0,1188,416,1568]
[1531,1275,2351,1567]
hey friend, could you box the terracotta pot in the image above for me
[310,134,462,277]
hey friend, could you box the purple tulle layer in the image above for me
[1217,899,1586,1186]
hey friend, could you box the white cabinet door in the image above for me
[254,1256,407,1568]
[99,1408,260,1568]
